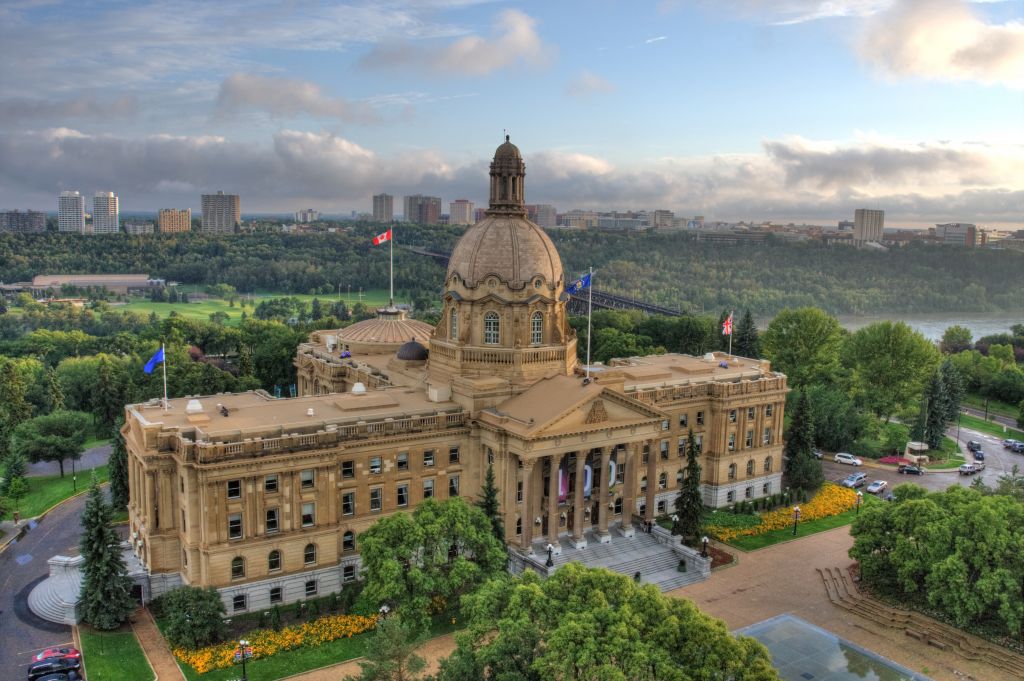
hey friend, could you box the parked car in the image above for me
[32,675,76,681]
[866,480,888,494]
[1003,439,1021,449]
[834,453,863,466]
[973,450,985,461]
[1012,442,1024,453]
[28,657,80,681]
[34,648,80,663]
[841,472,868,488]
[967,440,982,452]
[812,449,823,459]
[898,464,924,475]
[959,463,981,475]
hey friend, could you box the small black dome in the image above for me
[396,338,429,361]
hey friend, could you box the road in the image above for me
[27,442,112,477]
[960,405,1019,430]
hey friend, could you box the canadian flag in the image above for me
[372,229,392,245]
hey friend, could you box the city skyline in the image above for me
[0,0,1021,226]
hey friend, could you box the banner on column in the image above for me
[609,452,618,489]
[583,463,593,499]
[558,458,569,503]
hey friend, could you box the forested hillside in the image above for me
[2,227,1021,315]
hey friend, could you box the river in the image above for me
[836,313,1022,342]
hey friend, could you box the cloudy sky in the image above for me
[1,0,1022,226]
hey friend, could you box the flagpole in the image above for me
[728,310,733,356]
[585,267,593,379]
[161,342,168,411]
[389,227,394,308]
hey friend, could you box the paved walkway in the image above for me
[131,607,186,681]
[284,633,456,680]
[670,527,1013,681]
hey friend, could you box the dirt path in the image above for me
[282,633,457,680]
[131,607,186,681]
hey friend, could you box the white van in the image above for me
[834,452,863,466]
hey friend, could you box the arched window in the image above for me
[531,312,543,345]
[746,459,754,476]
[268,550,281,572]
[304,543,317,566]
[484,312,500,345]
[658,472,667,489]
[449,307,458,340]
[231,556,245,579]
[342,531,355,552]
[764,457,773,472]
[728,463,736,480]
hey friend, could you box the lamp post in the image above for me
[856,491,863,515]
[792,506,801,536]
[701,535,709,558]
[545,543,554,568]
[236,639,251,681]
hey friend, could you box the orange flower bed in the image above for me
[173,613,376,673]
[707,483,858,542]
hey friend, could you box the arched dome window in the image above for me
[449,307,458,340]
[531,312,543,345]
[484,312,500,345]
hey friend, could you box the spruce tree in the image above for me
[673,429,704,543]
[345,614,426,681]
[108,417,130,511]
[477,463,504,545]
[46,367,65,412]
[733,309,760,358]
[784,391,823,492]
[0,452,27,494]
[938,359,964,424]
[922,371,948,450]
[238,345,255,377]
[79,477,136,630]
[94,356,126,434]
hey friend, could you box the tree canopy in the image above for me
[761,308,844,388]
[11,410,90,477]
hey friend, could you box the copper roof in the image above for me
[336,309,433,346]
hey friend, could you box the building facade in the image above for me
[125,221,155,235]
[403,194,441,225]
[295,208,320,223]
[449,199,474,225]
[0,209,46,233]
[853,208,884,245]
[527,204,557,229]
[58,191,86,233]
[372,193,393,222]
[201,191,241,233]
[125,138,787,613]
[92,192,120,234]
[158,208,192,233]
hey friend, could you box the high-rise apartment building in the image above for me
[853,209,884,245]
[201,191,241,233]
[650,209,675,230]
[92,192,120,234]
[295,208,320,223]
[403,195,442,225]
[125,222,155,235]
[158,208,192,233]
[935,223,984,247]
[0,210,46,233]
[58,191,86,233]
[449,199,474,225]
[372,193,394,222]
[526,204,557,229]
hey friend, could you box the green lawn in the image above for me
[83,436,112,450]
[726,496,881,551]
[959,413,1024,441]
[79,626,154,681]
[2,465,108,520]
[963,393,1020,420]
[925,436,965,470]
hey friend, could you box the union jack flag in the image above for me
[722,312,734,336]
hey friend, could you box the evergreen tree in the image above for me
[733,309,760,358]
[0,452,28,495]
[93,356,126,434]
[46,366,65,412]
[0,361,33,457]
[922,371,948,450]
[344,614,427,681]
[938,359,965,424]
[477,463,505,545]
[672,428,704,543]
[79,477,136,630]
[311,297,324,321]
[238,345,255,377]
[108,417,130,510]
[784,391,823,491]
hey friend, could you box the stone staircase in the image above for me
[537,529,705,592]
[818,566,1024,679]
[29,555,83,625]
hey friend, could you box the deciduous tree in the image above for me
[157,586,227,649]
[11,410,90,477]
[761,308,844,388]
[940,325,973,354]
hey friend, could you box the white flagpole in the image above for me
[585,267,593,379]
[728,310,734,356]
[389,227,394,308]
[161,342,168,411]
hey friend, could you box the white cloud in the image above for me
[564,70,616,97]
[645,36,669,43]
[215,74,379,123]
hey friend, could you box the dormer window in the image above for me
[484,312,500,345]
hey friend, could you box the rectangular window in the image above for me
[763,427,771,445]
[729,409,737,423]
[300,469,315,489]
[679,413,688,428]
[180,476,184,493]
[305,580,318,597]
[227,479,241,499]
[397,484,408,507]
[678,437,686,455]
[449,476,460,497]
[449,446,460,464]
[423,450,435,467]
[661,419,670,431]
[341,460,354,479]
[766,404,774,417]
[232,594,246,612]
[343,533,355,551]
[762,482,771,495]
[747,407,755,420]
[266,508,279,534]
[745,486,753,499]
[343,565,356,582]
[657,500,667,514]
[370,488,382,511]
[302,502,315,527]
[181,510,187,531]
[517,480,523,502]
[342,492,355,516]
[228,513,242,540]
[695,434,703,451]
[264,474,278,493]
[423,479,434,499]
[660,440,669,460]
[369,456,382,475]
[642,446,649,465]
[728,433,736,451]
[397,452,408,471]
[745,430,754,448]
[726,490,735,503]
[696,411,705,426]
[616,465,624,484]
[270,587,282,604]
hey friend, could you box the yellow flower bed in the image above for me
[173,613,376,673]
[708,483,858,542]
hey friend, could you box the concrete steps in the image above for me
[28,555,83,625]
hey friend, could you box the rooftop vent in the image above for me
[352,382,367,394]
[307,408,315,417]
[185,399,203,414]
[703,352,716,362]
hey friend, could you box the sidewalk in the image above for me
[131,607,186,681]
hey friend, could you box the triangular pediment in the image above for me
[535,390,661,437]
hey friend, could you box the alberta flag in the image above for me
[372,229,392,245]
[566,272,592,295]
[722,312,734,336]
[143,346,165,374]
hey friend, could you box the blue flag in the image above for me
[566,272,592,295]
[143,346,165,374]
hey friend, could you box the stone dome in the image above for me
[447,215,563,288]
[396,338,429,361]
[493,137,522,160]
[337,308,433,350]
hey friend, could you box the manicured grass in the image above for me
[925,436,966,469]
[2,465,108,520]
[725,496,881,551]
[79,626,155,681]
[83,436,112,450]
[959,413,1024,441]
[963,393,1020,420]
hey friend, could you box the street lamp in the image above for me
[792,506,801,536]
[545,542,554,568]
[856,491,863,515]
[235,639,251,681]
[701,535,709,558]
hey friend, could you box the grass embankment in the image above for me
[728,495,882,551]
[79,626,155,681]
[924,436,965,470]
[963,393,1020,421]
[83,436,112,451]
[2,465,109,520]
[959,413,1024,441]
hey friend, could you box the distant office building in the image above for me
[295,208,320,223]
[201,191,241,233]
[936,222,984,247]
[853,209,884,244]
[125,221,155,235]
[92,192,120,234]
[650,209,675,229]
[403,195,442,225]
[449,199,474,225]
[158,208,192,233]
[474,208,488,223]
[837,220,854,232]
[526,204,557,228]
[372,193,393,222]
[0,209,46,233]
[597,216,647,231]
[58,191,86,233]
[560,209,599,229]
[32,273,163,295]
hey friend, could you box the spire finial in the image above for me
[505,133,510,142]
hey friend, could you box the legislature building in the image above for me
[123,138,788,611]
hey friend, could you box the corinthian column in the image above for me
[547,453,562,554]
[573,452,587,549]
[597,447,612,543]
[520,458,535,553]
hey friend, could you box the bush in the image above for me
[159,586,227,649]
[270,605,282,631]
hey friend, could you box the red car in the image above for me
[34,647,80,662]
